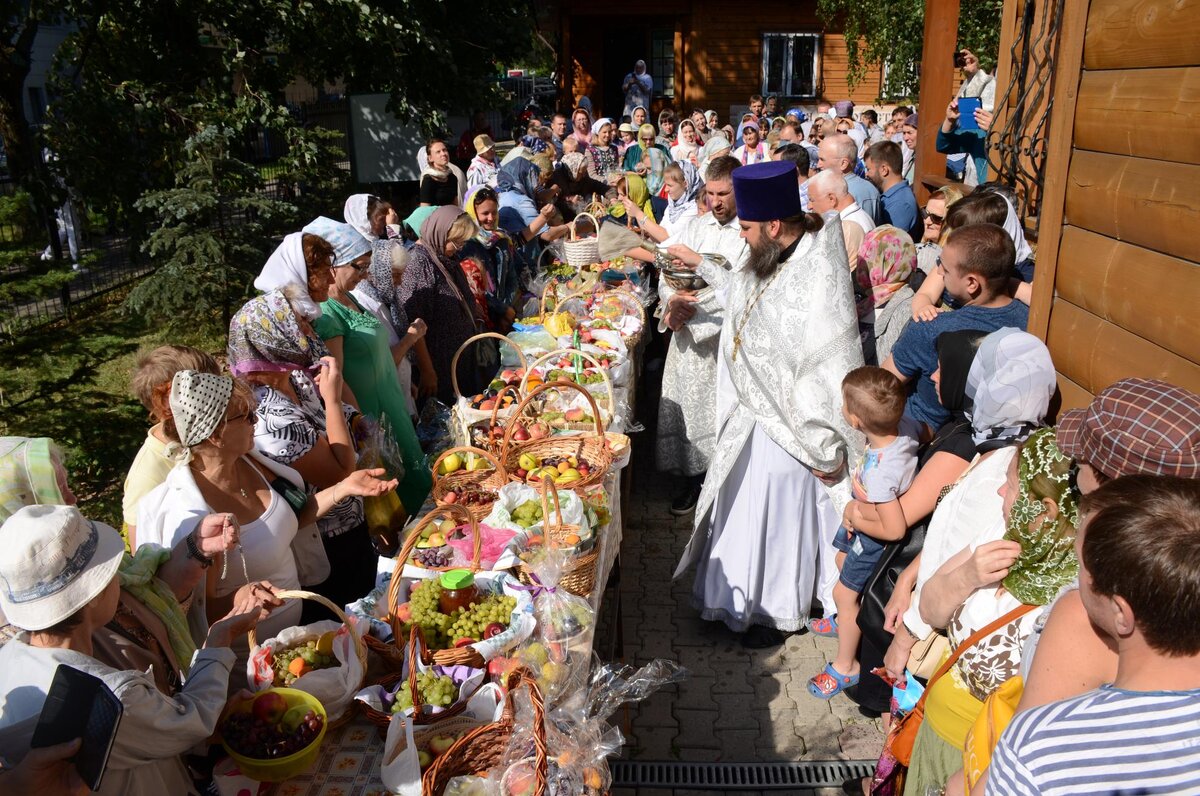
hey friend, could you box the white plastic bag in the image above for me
[381,713,422,796]
[247,620,363,721]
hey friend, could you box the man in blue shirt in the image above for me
[864,140,923,241]
[817,134,881,223]
[883,223,1029,433]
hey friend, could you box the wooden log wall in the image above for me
[1024,0,1200,414]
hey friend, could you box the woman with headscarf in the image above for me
[345,194,427,417]
[617,162,702,243]
[608,172,660,226]
[495,158,568,246]
[901,427,1080,794]
[306,217,431,512]
[569,106,593,149]
[398,206,492,406]
[622,123,672,194]
[134,371,394,673]
[1,437,270,697]
[853,225,916,365]
[697,133,732,175]
[586,118,621,186]
[671,119,701,166]
[253,231,337,322]
[550,151,610,217]
[461,185,522,330]
[732,120,768,165]
[227,291,385,608]
[877,329,1056,690]
[419,137,464,207]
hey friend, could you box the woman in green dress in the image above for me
[306,217,433,514]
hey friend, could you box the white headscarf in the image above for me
[591,117,613,136]
[256,232,322,320]
[343,194,376,240]
[164,370,234,465]
[1002,197,1034,263]
[966,328,1056,450]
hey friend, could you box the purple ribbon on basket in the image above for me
[512,573,557,600]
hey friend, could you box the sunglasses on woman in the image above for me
[923,209,945,224]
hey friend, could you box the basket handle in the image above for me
[568,212,599,243]
[500,666,549,796]
[406,624,432,711]
[450,332,527,401]
[430,445,504,489]
[247,589,361,654]
[519,347,615,418]
[538,480,566,540]
[501,378,606,453]
[487,383,523,429]
[387,503,479,621]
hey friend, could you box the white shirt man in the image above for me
[806,169,875,263]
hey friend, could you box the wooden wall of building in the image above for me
[1026,0,1200,414]
[562,0,884,122]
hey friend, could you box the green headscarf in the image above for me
[1002,427,1081,605]
[0,436,197,671]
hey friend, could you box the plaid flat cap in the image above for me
[1057,378,1200,480]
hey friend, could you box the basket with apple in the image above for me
[432,446,507,521]
[519,349,615,430]
[423,667,549,796]
[453,333,528,425]
[515,481,600,598]
[247,590,367,724]
[502,381,613,492]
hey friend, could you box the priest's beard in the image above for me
[747,230,784,279]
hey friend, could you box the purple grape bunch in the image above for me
[222,711,324,759]
[414,547,451,568]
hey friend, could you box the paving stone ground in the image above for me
[601,358,884,796]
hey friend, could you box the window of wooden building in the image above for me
[761,32,821,98]
[651,27,675,98]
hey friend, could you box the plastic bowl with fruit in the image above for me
[220,688,328,781]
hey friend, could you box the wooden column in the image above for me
[914,0,960,203]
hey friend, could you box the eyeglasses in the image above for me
[924,209,945,224]
[337,261,370,274]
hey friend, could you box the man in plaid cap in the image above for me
[1008,377,1200,712]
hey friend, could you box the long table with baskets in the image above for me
[259,266,651,795]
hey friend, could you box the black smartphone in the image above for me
[953,50,967,68]
[31,665,123,792]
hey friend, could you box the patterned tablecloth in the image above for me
[267,718,389,796]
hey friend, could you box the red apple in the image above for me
[512,426,530,442]
[396,601,413,623]
[483,622,506,639]
[454,637,476,648]
[442,491,458,504]
[487,657,511,677]
[252,691,288,725]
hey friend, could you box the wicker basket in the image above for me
[590,288,647,349]
[501,380,613,492]
[359,625,481,737]
[516,481,600,598]
[562,211,600,268]
[248,589,368,725]
[452,332,527,425]
[385,504,489,669]
[584,193,608,219]
[431,446,507,522]
[520,347,616,424]
[465,384,522,453]
[422,666,548,796]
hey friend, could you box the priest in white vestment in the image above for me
[656,156,750,514]
[669,159,864,647]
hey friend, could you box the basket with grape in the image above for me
[359,625,479,734]
[390,577,520,669]
[516,482,600,598]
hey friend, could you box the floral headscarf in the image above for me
[561,152,588,178]
[855,225,916,317]
[497,159,541,199]
[227,290,324,377]
[355,243,409,334]
[1001,428,1081,605]
[666,161,703,224]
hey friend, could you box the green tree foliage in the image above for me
[817,0,1004,101]
[127,126,293,329]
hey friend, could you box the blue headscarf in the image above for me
[302,216,371,266]
[496,159,541,199]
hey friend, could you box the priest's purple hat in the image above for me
[732,160,804,222]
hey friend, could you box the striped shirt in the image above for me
[987,686,1200,795]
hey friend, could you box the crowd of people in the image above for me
[0,48,1197,796]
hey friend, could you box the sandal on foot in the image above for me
[807,615,839,637]
[808,663,859,700]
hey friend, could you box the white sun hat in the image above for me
[0,504,125,631]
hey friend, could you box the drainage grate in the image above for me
[611,760,876,790]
